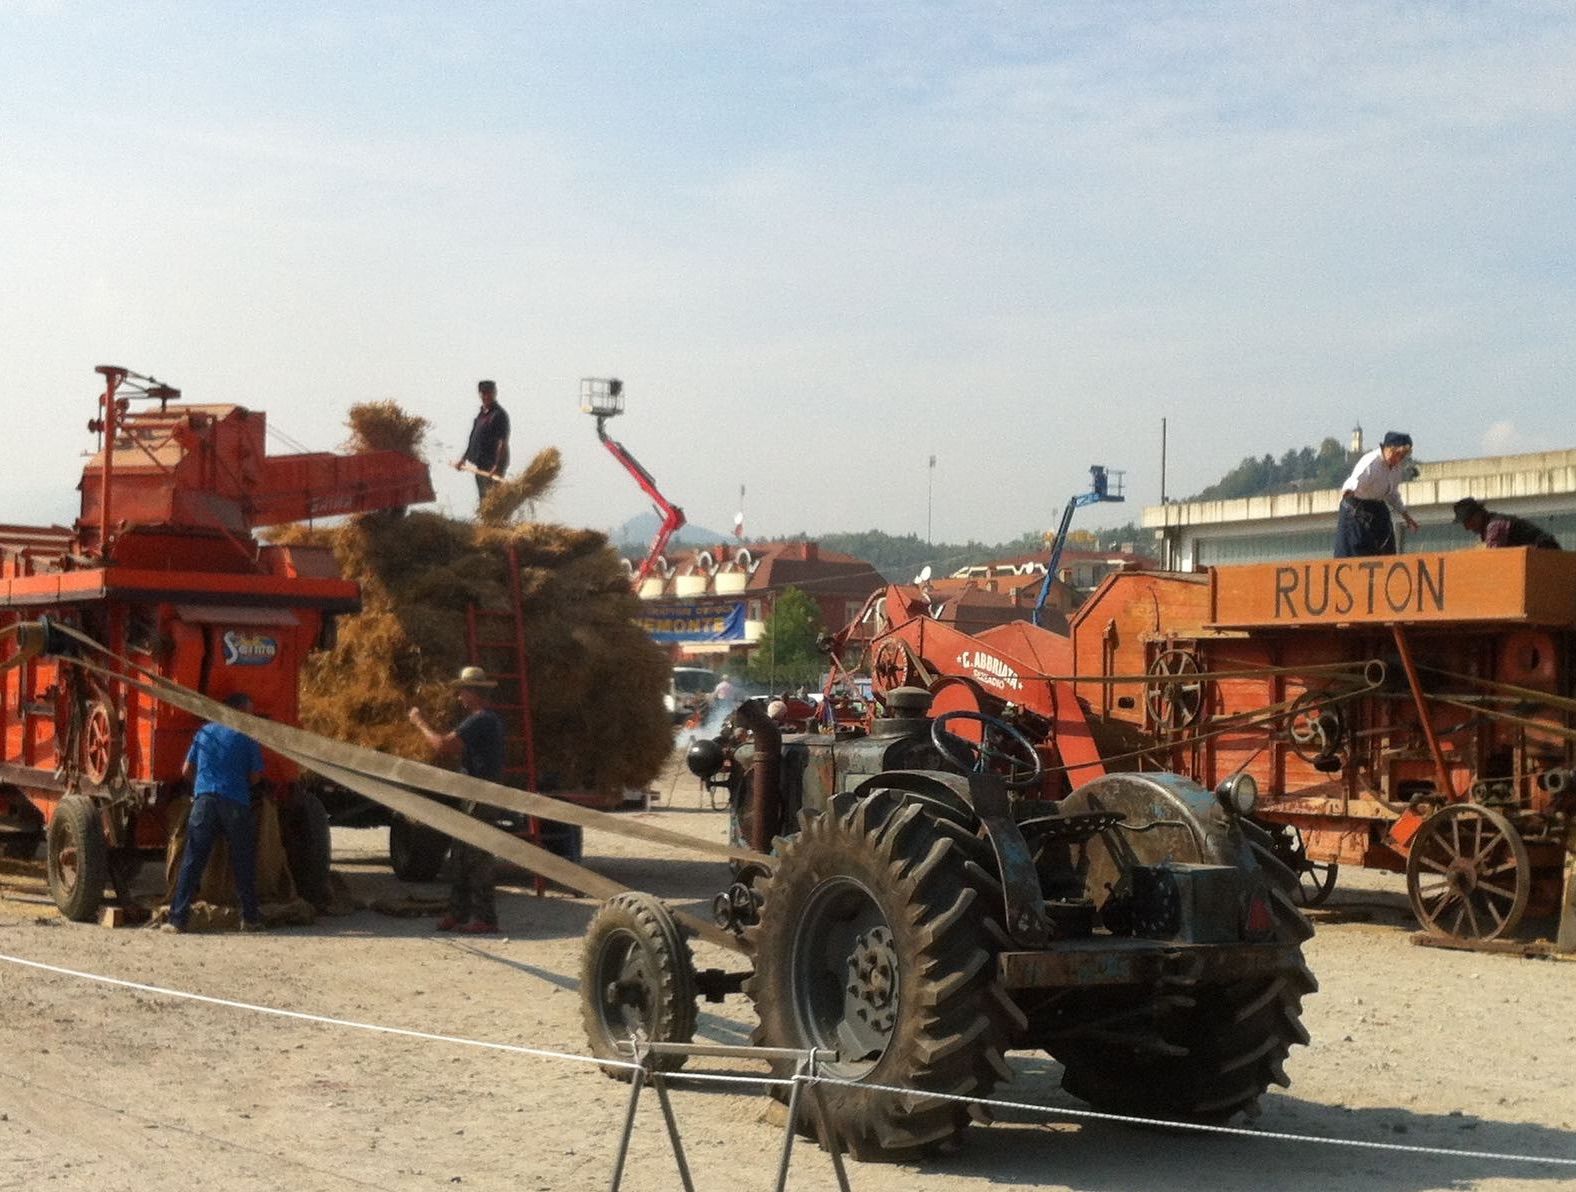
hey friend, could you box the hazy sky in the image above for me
[3,3,1572,544]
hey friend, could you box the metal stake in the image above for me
[607,1057,647,1192]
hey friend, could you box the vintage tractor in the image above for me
[580,688,1315,1160]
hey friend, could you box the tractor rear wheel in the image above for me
[388,813,449,883]
[1051,778,1316,1123]
[580,892,698,1079]
[46,795,108,922]
[745,789,1020,1161]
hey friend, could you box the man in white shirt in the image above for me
[1333,431,1418,557]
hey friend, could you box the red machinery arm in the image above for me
[77,376,434,548]
[596,419,686,584]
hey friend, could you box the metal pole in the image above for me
[1160,417,1167,505]
[927,454,936,544]
[608,1063,647,1192]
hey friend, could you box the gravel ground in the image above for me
[2,752,1574,1192]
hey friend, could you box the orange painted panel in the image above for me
[1211,548,1576,628]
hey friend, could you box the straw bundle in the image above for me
[478,446,562,525]
[278,410,671,801]
[345,401,430,457]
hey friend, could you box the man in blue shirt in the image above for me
[164,692,266,933]
[408,666,508,934]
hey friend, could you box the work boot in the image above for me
[159,921,186,934]
[436,914,464,932]
[456,920,499,935]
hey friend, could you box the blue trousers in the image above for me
[170,795,261,927]
[1333,497,1396,558]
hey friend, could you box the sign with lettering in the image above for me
[955,649,1024,692]
[640,601,748,644]
[222,630,279,666]
[1210,550,1576,628]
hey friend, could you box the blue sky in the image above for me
[3,2,1573,544]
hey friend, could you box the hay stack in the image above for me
[276,404,673,800]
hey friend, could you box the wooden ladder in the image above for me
[465,542,546,894]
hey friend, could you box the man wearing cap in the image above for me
[452,380,510,505]
[1453,497,1561,550]
[408,666,508,934]
[1333,431,1419,557]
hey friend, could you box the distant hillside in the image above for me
[1188,438,1354,502]
[613,511,731,550]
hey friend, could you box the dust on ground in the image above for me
[2,749,1573,1192]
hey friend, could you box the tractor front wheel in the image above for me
[580,892,698,1079]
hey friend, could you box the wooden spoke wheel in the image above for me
[871,639,913,694]
[1406,803,1530,941]
[79,691,121,787]
[1145,648,1204,732]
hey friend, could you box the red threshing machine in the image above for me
[834,548,1576,952]
[0,366,433,920]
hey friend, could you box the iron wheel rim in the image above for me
[790,876,898,1079]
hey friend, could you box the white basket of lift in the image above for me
[579,377,625,419]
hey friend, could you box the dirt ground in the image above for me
[2,750,1574,1192]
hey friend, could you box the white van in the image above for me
[666,665,719,723]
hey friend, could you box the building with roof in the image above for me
[1145,445,1576,570]
[635,540,884,663]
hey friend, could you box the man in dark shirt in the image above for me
[1453,497,1561,550]
[164,692,266,933]
[408,665,507,934]
[453,379,511,505]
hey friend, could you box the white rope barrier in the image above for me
[806,1073,1576,1168]
[4,949,1574,1171]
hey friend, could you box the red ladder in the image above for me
[465,542,546,894]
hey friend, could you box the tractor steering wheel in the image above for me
[930,710,1044,790]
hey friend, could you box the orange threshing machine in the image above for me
[0,366,433,920]
[843,550,1576,951]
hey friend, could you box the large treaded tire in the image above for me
[1050,813,1316,1122]
[388,813,449,883]
[580,892,698,1079]
[46,795,108,922]
[744,789,1021,1162]
[284,788,333,907]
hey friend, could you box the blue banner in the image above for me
[640,601,747,643]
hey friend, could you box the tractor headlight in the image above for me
[1215,773,1258,817]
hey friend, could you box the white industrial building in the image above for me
[1144,444,1576,571]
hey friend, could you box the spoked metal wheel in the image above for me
[1146,648,1205,732]
[792,877,899,1078]
[1272,824,1339,907]
[79,691,121,786]
[1406,803,1530,941]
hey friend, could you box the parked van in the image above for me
[666,665,719,723]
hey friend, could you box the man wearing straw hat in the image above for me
[408,665,507,934]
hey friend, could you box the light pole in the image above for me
[927,454,936,545]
